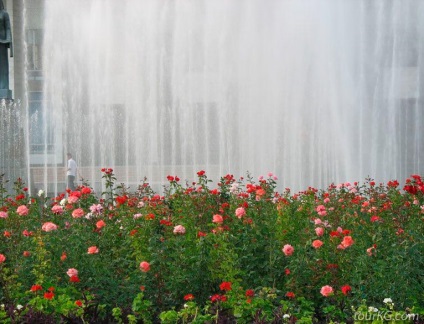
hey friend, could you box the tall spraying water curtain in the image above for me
[37,0,424,193]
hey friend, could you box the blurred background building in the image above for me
[3,1,423,195]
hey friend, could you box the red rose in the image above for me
[145,213,155,220]
[341,285,352,295]
[245,289,254,297]
[159,220,172,226]
[70,275,80,283]
[330,231,341,237]
[115,195,128,206]
[197,231,207,238]
[342,229,351,236]
[219,281,232,291]
[30,284,43,292]
[70,191,81,198]
[210,294,221,303]
[81,187,91,195]
[44,291,54,300]
[184,294,195,301]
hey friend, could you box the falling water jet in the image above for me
[35,0,424,194]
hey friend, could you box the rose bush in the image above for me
[0,171,423,322]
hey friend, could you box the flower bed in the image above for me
[0,171,423,323]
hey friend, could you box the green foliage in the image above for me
[0,171,423,322]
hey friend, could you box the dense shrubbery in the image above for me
[0,171,423,323]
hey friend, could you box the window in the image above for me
[29,92,54,155]
[26,29,43,71]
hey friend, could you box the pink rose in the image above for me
[72,208,84,218]
[42,222,58,232]
[96,220,106,229]
[315,227,324,236]
[22,229,32,237]
[67,195,79,204]
[316,205,327,216]
[235,207,246,219]
[66,268,78,277]
[367,246,376,256]
[229,183,239,193]
[0,254,5,263]
[282,244,294,256]
[0,211,8,218]
[212,214,223,224]
[139,261,150,272]
[341,236,354,248]
[51,205,64,214]
[87,246,99,254]
[320,285,334,297]
[89,204,103,214]
[314,218,322,225]
[17,205,29,216]
[312,240,324,249]
[173,225,186,235]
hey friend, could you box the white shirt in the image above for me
[67,158,77,177]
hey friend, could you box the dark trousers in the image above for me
[67,175,75,191]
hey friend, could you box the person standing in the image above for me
[66,153,77,191]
